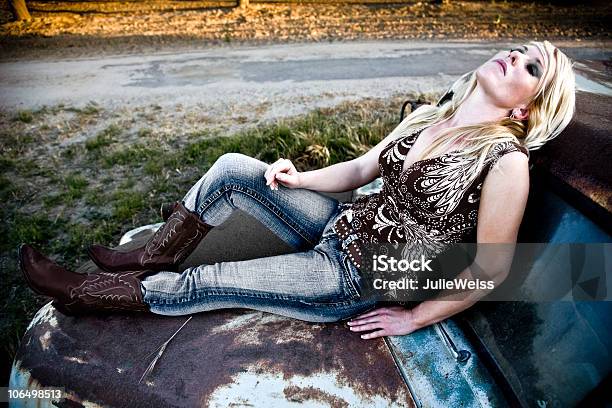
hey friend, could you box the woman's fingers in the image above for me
[265,159,283,182]
[264,158,282,179]
[275,173,292,185]
[349,322,389,338]
[349,320,391,339]
[264,158,284,185]
[275,172,300,186]
[360,329,387,340]
[265,159,296,189]
[349,308,387,321]
[347,316,382,326]
[349,322,383,332]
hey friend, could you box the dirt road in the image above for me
[1,40,610,136]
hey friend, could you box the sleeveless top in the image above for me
[333,125,530,264]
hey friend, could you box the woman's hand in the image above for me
[264,158,301,190]
[347,306,421,339]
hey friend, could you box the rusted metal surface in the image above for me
[574,60,612,96]
[11,301,414,407]
[386,319,507,408]
[531,91,611,213]
[13,189,414,407]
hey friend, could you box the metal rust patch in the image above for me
[14,304,414,407]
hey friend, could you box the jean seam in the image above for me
[197,183,318,247]
[144,287,358,307]
[340,253,361,299]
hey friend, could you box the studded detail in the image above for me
[334,215,363,270]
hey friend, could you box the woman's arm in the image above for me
[297,157,378,193]
[348,151,530,339]
[264,118,417,192]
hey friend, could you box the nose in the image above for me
[508,49,525,67]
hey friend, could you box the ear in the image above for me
[511,107,529,120]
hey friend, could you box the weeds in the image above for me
[138,128,152,138]
[85,124,121,151]
[102,144,159,167]
[65,174,89,201]
[112,190,146,221]
[13,110,33,123]
[9,213,56,248]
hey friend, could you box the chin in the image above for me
[474,68,493,91]
[474,70,508,105]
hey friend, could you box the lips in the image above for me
[495,59,507,75]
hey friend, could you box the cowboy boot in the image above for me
[87,202,212,273]
[160,201,178,222]
[19,244,150,315]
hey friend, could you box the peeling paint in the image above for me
[64,356,88,364]
[13,306,414,407]
[207,371,407,408]
[26,302,58,332]
[284,385,349,407]
[210,310,262,333]
[39,331,52,351]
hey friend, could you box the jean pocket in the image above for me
[320,208,343,240]
[340,251,362,300]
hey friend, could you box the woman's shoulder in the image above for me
[481,141,529,185]
[485,140,530,170]
[478,140,530,186]
[489,140,530,160]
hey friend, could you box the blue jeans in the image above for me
[140,153,377,322]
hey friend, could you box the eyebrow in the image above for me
[522,45,545,71]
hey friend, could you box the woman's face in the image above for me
[476,44,548,112]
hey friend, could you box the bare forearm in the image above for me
[410,298,477,330]
[298,160,370,193]
[409,263,500,329]
[347,264,486,339]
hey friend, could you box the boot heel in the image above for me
[18,244,46,297]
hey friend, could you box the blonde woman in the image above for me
[19,40,576,339]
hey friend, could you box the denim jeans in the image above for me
[140,153,377,322]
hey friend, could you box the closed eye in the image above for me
[528,64,538,76]
[509,48,539,77]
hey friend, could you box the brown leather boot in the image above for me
[160,201,178,221]
[87,202,212,273]
[19,244,151,315]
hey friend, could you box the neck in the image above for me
[441,86,510,128]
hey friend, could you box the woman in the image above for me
[19,40,576,340]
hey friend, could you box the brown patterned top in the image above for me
[334,125,530,267]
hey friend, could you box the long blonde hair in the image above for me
[389,40,576,185]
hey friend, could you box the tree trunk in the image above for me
[10,0,31,21]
